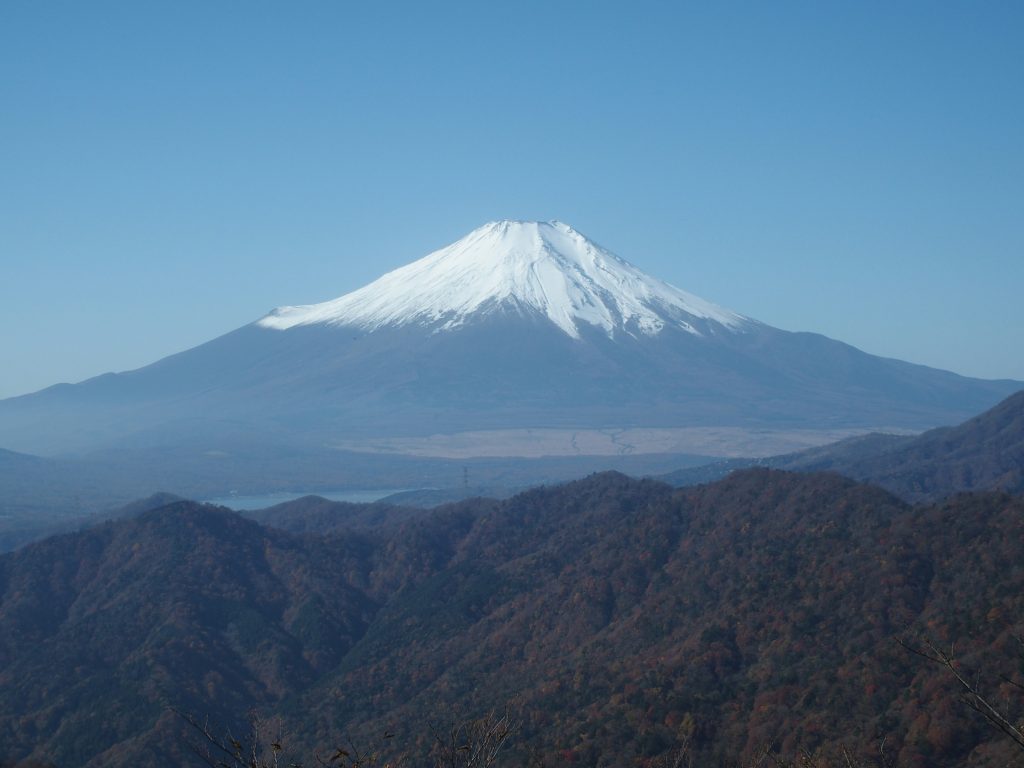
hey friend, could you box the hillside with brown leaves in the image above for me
[1,471,1022,766]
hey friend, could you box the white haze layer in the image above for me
[258,220,749,338]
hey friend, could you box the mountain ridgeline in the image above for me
[663,388,1024,502]
[1,467,1023,767]
[0,221,1017,462]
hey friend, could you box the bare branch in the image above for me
[899,634,1024,752]
[430,710,516,768]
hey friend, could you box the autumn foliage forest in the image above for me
[0,459,1023,767]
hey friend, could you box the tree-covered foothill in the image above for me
[0,470,1021,766]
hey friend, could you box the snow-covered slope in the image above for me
[259,220,749,338]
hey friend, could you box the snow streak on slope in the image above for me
[259,220,750,338]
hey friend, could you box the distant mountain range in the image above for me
[661,387,1024,501]
[0,221,1018,466]
[2,467,1023,766]
[3,385,1020,557]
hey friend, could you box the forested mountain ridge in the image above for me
[0,471,1022,766]
[661,388,1024,502]
[822,387,1024,499]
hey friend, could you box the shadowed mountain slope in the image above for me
[818,387,1024,499]
[661,388,1024,501]
[0,443,188,553]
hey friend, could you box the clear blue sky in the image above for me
[2,1,1022,399]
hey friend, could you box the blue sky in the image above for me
[2,1,1022,399]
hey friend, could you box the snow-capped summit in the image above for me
[258,220,749,338]
[2,220,1018,461]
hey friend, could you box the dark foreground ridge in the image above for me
[1,469,1022,766]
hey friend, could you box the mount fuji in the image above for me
[1,221,1018,464]
[259,220,749,339]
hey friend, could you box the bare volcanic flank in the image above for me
[0,220,1018,459]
